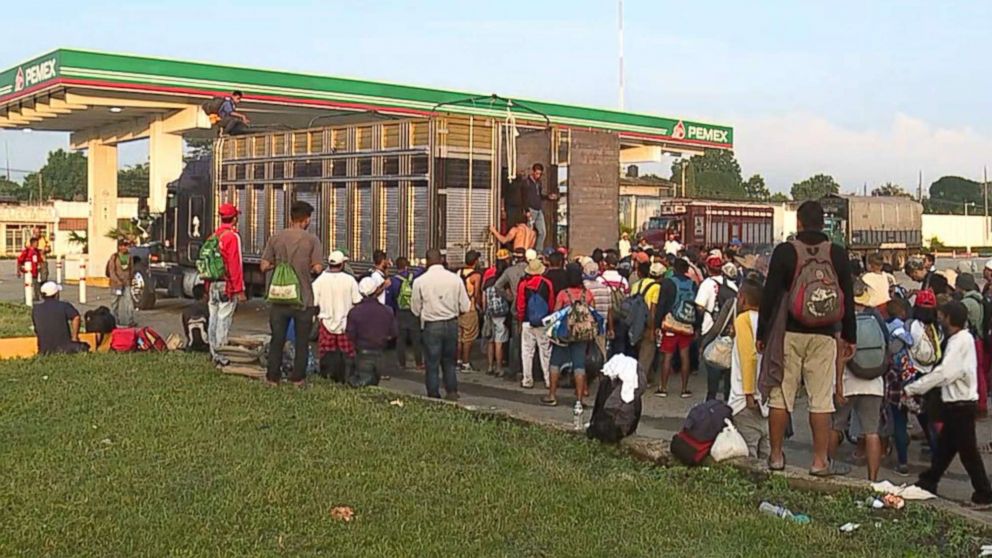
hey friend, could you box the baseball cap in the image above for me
[358,277,379,297]
[956,273,978,292]
[496,248,511,261]
[632,251,650,264]
[328,250,348,265]
[218,203,240,218]
[853,280,872,306]
[40,281,62,297]
[543,247,556,257]
[649,262,665,277]
[721,262,738,277]
[525,249,538,262]
[915,288,937,308]
[706,256,724,271]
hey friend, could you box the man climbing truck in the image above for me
[201,91,250,136]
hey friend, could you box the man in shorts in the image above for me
[758,201,856,475]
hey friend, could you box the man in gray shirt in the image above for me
[494,247,528,379]
[411,248,471,400]
[260,200,324,386]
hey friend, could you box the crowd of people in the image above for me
[20,180,992,506]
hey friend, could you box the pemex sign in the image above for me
[0,51,60,98]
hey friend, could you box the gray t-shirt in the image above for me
[261,227,324,307]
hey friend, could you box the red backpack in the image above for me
[788,240,844,328]
[137,327,167,352]
[110,328,139,352]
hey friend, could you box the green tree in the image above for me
[769,192,790,202]
[118,163,149,197]
[926,175,986,214]
[21,149,87,201]
[871,182,911,197]
[743,174,771,201]
[791,174,840,201]
[670,149,745,200]
[0,177,25,200]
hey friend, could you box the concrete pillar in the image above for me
[148,117,184,215]
[87,140,118,279]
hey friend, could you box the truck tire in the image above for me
[131,269,157,310]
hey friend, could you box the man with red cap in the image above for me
[207,203,245,366]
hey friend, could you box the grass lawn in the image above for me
[0,352,988,557]
[0,301,32,337]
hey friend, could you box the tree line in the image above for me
[0,148,151,202]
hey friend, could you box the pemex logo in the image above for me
[14,67,24,92]
[672,120,685,140]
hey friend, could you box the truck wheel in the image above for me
[131,269,157,310]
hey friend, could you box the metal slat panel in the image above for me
[332,187,348,252]
[383,182,401,259]
[357,183,373,259]
[411,181,429,261]
[273,187,286,233]
[252,187,267,254]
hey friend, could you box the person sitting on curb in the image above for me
[33,281,86,355]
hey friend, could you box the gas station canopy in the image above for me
[0,48,733,152]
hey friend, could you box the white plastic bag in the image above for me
[710,418,749,462]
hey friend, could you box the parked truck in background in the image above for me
[819,194,923,267]
[638,199,776,251]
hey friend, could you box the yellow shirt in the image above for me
[631,278,661,306]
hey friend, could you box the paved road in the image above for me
[3,258,992,504]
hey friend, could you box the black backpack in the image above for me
[84,306,116,334]
[201,96,227,115]
[713,277,737,318]
[964,292,992,338]
[586,375,643,444]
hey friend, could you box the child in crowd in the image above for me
[884,297,914,476]
[727,278,768,459]
[827,279,887,481]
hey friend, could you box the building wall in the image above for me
[0,199,139,257]
[921,214,991,249]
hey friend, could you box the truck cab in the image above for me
[639,215,681,250]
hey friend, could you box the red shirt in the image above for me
[17,247,41,277]
[210,224,245,296]
[516,275,554,322]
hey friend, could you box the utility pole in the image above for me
[37,173,42,203]
[918,170,923,201]
[3,141,9,181]
[984,166,988,217]
[617,0,625,110]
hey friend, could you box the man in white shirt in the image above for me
[411,248,472,400]
[312,250,362,363]
[906,300,992,506]
[697,257,738,401]
[664,232,683,256]
[369,249,391,305]
[861,252,891,312]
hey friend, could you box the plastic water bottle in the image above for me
[759,501,791,519]
[572,401,583,430]
[758,501,811,524]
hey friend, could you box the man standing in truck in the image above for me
[521,163,556,250]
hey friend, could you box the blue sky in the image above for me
[2,0,991,193]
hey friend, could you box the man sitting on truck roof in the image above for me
[218,91,250,136]
[489,212,536,251]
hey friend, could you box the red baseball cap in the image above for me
[218,203,240,218]
[706,256,723,271]
[915,288,937,309]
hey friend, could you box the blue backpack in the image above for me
[525,277,552,327]
[671,275,697,325]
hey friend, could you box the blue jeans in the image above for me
[530,208,547,249]
[422,319,458,397]
[208,282,238,360]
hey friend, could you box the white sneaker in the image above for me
[521,379,534,388]
[573,401,584,415]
